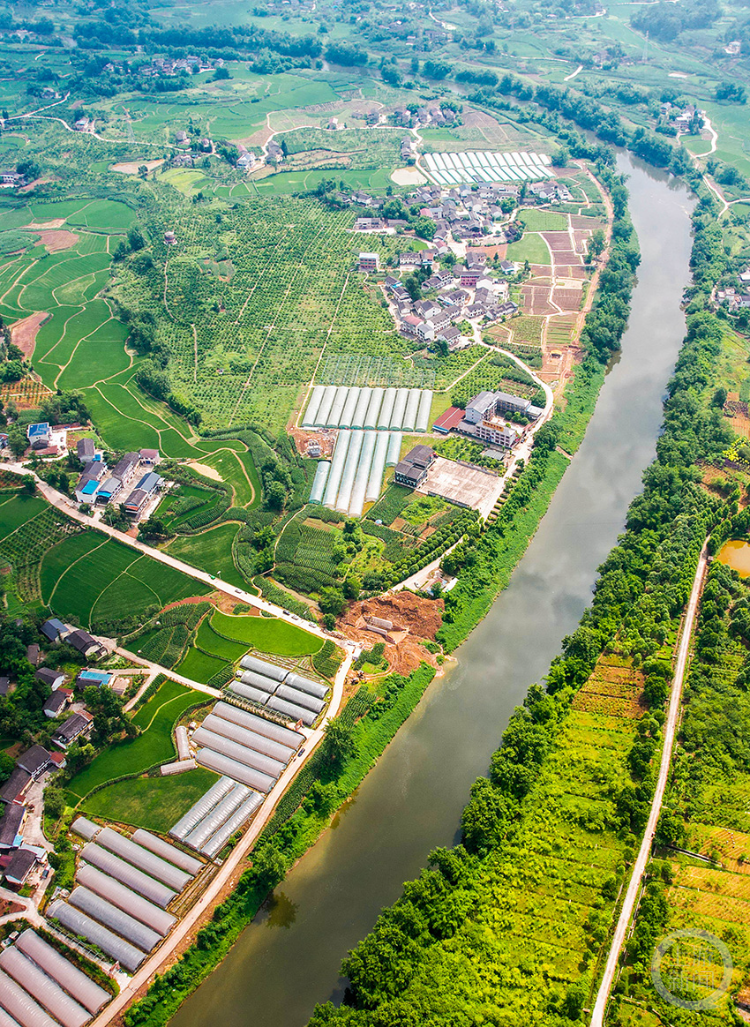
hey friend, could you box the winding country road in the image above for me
[590,542,709,1027]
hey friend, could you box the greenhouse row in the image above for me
[423,150,553,186]
[0,928,110,1027]
[225,655,329,728]
[310,429,401,517]
[194,686,316,785]
[301,386,432,433]
[49,822,202,971]
[170,759,269,861]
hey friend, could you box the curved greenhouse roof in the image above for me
[76,865,176,937]
[96,829,191,892]
[0,950,88,1027]
[15,931,109,1015]
[80,844,176,908]
[195,749,275,793]
[214,702,304,748]
[69,888,162,953]
[169,777,235,843]
[47,902,146,973]
[131,830,202,875]
[239,655,288,683]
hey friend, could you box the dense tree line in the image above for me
[631,0,720,41]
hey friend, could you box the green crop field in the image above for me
[195,618,248,661]
[40,532,206,630]
[211,609,322,656]
[506,233,553,265]
[67,679,209,800]
[519,209,569,232]
[175,647,229,684]
[82,767,219,833]
[165,523,245,589]
[0,494,47,540]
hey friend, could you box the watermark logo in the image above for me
[651,929,733,1011]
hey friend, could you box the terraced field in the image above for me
[40,531,206,629]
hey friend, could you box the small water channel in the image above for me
[172,153,696,1027]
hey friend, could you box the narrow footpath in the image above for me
[590,542,709,1027]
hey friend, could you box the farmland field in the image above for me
[210,609,322,656]
[82,767,219,833]
[68,679,209,800]
[506,233,553,265]
[175,646,229,684]
[165,523,245,588]
[40,531,206,629]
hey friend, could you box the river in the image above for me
[172,153,695,1027]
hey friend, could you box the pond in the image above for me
[717,539,750,577]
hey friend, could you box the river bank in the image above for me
[161,154,696,1027]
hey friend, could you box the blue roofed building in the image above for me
[26,423,50,450]
[76,670,113,690]
[75,478,100,504]
[40,619,69,645]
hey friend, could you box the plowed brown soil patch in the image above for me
[10,311,49,358]
[338,592,443,675]
[571,215,605,230]
[542,232,573,251]
[521,284,555,315]
[28,219,66,230]
[553,288,582,312]
[38,230,79,252]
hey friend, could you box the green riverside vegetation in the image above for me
[304,196,738,1027]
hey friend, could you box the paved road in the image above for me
[111,645,222,700]
[590,543,708,1027]
[89,646,352,1027]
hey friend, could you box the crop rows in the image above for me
[138,623,191,669]
[0,509,80,602]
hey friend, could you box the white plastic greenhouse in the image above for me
[47,902,145,973]
[170,777,235,841]
[76,864,176,936]
[347,430,376,518]
[15,931,109,1015]
[367,433,390,502]
[79,844,176,908]
[308,460,331,504]
[415,390,433,432]
[351,388,372,429]
[377,388,397,429]
[213,702,304,748]
[301,385,325,427]
[314,385,337,426]
[335,430,364,512]
[386,432,402,466]
[195,748,275,792]
[389,389,408,429]
[323,431,351,508]
[68,888,161,953]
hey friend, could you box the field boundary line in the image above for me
[54,314,115,389]
[47,535,109,607]
[90,555,157,627]
[35,306,86,365]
